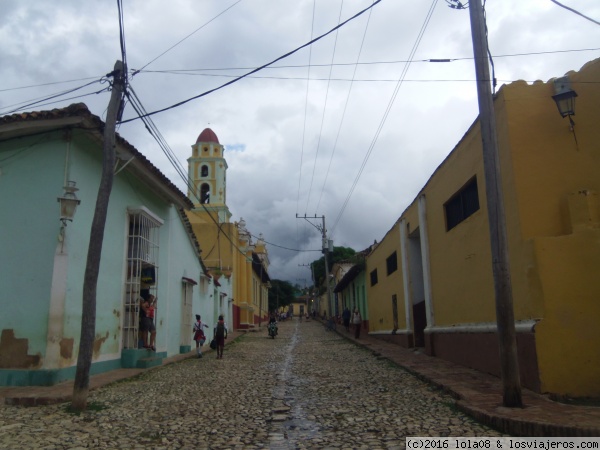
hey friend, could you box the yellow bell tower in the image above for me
[187,128,231,223]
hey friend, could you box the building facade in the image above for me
[0,104,214,386]
[185,128,270,330]
[366,59,600,397]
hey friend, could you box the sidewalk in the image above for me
[333,323,600,437]
[0,329,246,407]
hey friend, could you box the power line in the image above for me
[316,0,376,214]
[133,0,243,74]
[550,0,600,26]
[130,47,600,74]
[248,233,321,253]
[303,0,347,215]
[3,47,594,98]
[0,76,104,94]
[0,79,106,115]
[118,0,384,125]
[125,82,258,262]
[296,0,317,220]
[331,0,439,235]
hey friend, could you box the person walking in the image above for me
[352,308,362,339]
[342,307,351,332]
[193,314,209,358]
[214,315,228,359]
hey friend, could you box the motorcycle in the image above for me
[268,321,277,339]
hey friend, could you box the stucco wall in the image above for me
[0,131,67,367]
[366,223,405,334]
[364,58,600,397]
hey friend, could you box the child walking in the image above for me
[193,314,209,358]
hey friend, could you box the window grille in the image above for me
[123,207,163,349]
[444,177,480,231]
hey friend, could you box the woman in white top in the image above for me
[352,309,362,339]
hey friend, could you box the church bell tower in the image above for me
[187,128,231,223]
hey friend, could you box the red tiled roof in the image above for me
[0,103,194,210]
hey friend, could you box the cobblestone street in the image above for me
[0,319,503,449]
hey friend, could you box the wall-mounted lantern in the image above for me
[552,76,578,129]
[57,181,81,226]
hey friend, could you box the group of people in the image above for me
[193,314,228,359]
[138,294,229,359]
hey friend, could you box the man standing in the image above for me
[342,307,351,332]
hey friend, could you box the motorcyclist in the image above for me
[268,313,278,336]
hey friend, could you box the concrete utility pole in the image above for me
[72,61,125,411]
[468,0,522,407]
[296,214,332,316]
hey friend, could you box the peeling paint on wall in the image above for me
[93,332,109,358]
[60,337,74,360]
[0,329,41,369]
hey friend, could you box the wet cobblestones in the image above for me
[0,320,503,449]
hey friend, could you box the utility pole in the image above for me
[468,0,522,407]
[72,60,125,411]
[299,264,313,314]
[296,214,332,316]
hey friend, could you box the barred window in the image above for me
[444,177,480,231]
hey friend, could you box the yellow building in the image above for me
[185,128,270,329]
[366,59,600,397]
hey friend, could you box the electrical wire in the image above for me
[130,47,600,75]
[125,83,254,261]
[295,0,317,269]
[303,0,346,215]
[249,233,321,253]
[549,0,600,26]
[0,76,104,93]
[118,0,384,125]
[316,0,375,214]
[0,79,105,115]
[482,0,496,94]
[331,0,439,235]
[296,0,317,220]
[133,0,243,75]
[116,0,128,121]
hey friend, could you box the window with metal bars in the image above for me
[123,207,163,349]
[444,177,480,231]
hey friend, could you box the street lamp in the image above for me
[57,181,81,226]
[552,76,578,130]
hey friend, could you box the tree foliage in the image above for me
[311,246,357,293]
[268,279,296,311]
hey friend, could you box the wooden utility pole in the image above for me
[72,60,125,411]
[468,1,522,407]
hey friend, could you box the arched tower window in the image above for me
[201,165,209,177]
[200,183,210,204]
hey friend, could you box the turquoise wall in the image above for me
[1,126,207,384]
[0,132,66,357]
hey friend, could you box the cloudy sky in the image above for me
[1,0,599,285]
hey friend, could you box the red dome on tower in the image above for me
[196,128,219,144]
